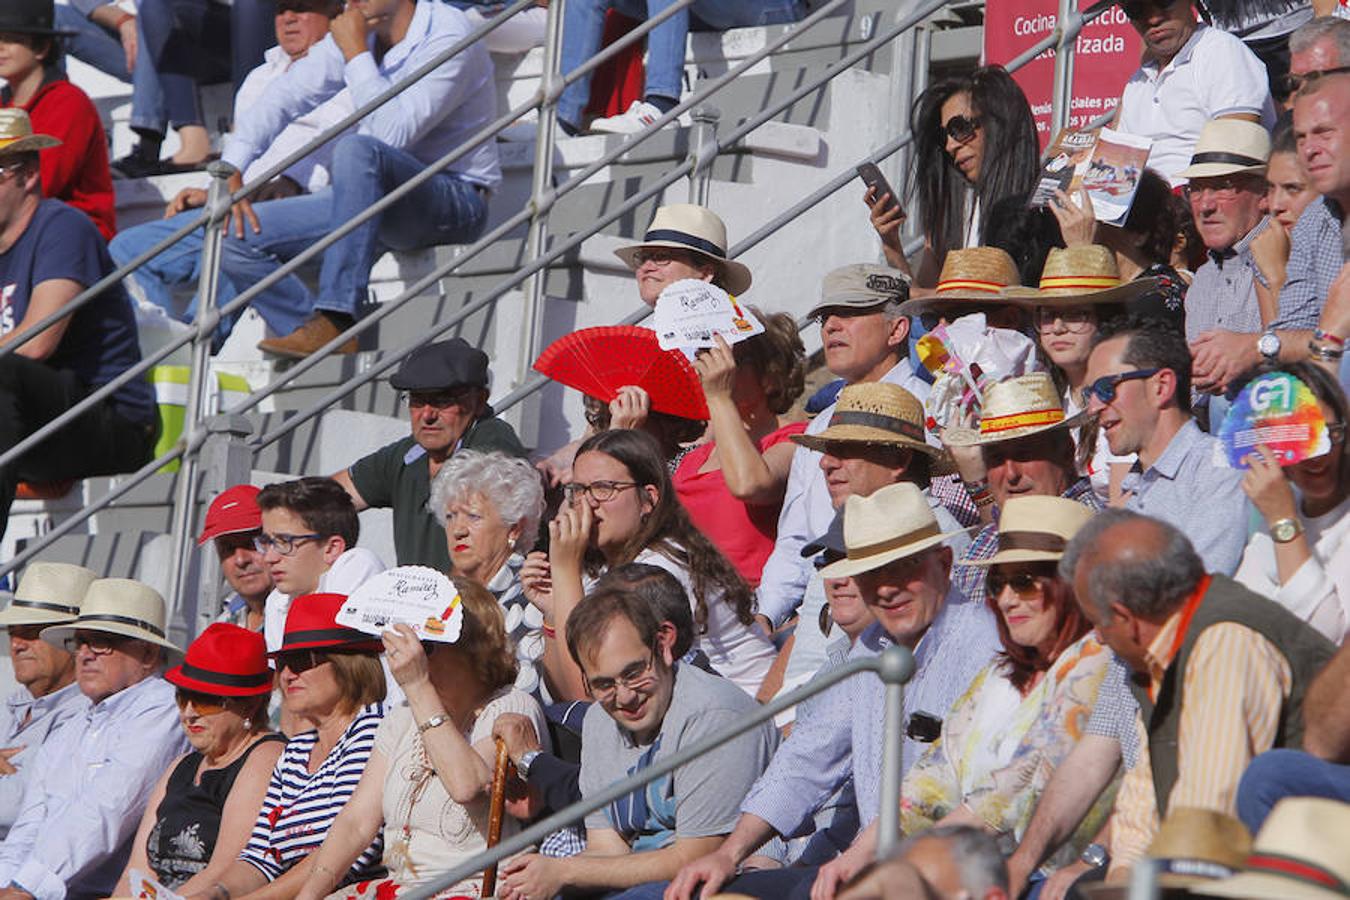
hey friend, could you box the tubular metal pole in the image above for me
[165,163,233,620]
[1050,0,1079,136]
[875,645,913,859]
[688,105,721,206]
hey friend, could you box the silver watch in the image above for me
[1080,842,1109,869]
[1258,330,1282,360]
[517,749,542,779]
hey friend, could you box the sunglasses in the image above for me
[175,689,232,716]
[1119,0,1183,21]
[275,648,331,675]
[939,114,981,145]
[986,571,1047,598]
[1278,65,1350,97]
[1083,368,1160,405]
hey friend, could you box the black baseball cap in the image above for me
[389,338,490,392]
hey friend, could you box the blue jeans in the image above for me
[53,4,166,134]
[232,0,277,92]
[557,0,807,127]
[1236,749,1350,833]
[138,0,233,130]
[603,882,672,899]
[219,134,489,326]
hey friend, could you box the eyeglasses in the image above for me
[1034,307,1096,334]
[1182,175,1265,203]
[587,652,657,701]
[62,630,136,655]
[631,248,696,268]
[0,160,28,182]
[175,689,233,716]
[939,114,981,145]
[986,570,1047,598]
[275,649,331,675]
[563,480,638,504]
[1083,368,1160,405]
[1119,0,1183,21]
[400,387,479,409]
[1329,422,1348,443]
[1279,66,1350,96]
[253,532,323,556]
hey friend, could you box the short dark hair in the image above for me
[1271,111,1298,157]
[731,307,806,415]
[565,585,664,671]
[593,563,696,659]
[1121,168,1180,268]
[256,476,360,548]
[1094,313,1193,414]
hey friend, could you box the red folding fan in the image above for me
[534,325,709,421]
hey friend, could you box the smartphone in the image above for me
[857,162,902,216]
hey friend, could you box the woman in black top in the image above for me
[115,623,284,892]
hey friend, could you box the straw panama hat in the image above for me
[792,383,939,458]
[1085,809,1253,899]
[964,496,1096,567]
[1178,118,1271,181]
[0,562,98,627]
[944,372,1090,447]
[1001,245,1160,307]
[614,204,753,296]
[166,623,273,697]
[819,482,967,579]
[1192,798,1350,900]
[0,109,61,157]
[895,246,1023,318]
[40,578,183,660]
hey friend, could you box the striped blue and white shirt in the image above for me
[240,703,386,882]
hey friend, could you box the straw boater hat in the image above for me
[895,246,1023,318]
[818,482,968,579]
[1085,808,1253,900]
[0,109,61,157]
[166,623,273,697]
[791,383,939,458]
[1178,118,1271,181]
[0,562,97,627]
[1193,798,1350,900]
[943,372,1090,447]
[1001,245,1160,307]
[268,593,383,656]
[40,578,183,660]
[614,204,753,296]
[964,495,1096,567]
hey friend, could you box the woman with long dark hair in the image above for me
[525,429,775,700]
[867,65,1040,288]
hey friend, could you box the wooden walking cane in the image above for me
[482,737,513,897]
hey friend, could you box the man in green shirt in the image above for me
[333,338,527,571]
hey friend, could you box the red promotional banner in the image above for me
[983,2,1144,149]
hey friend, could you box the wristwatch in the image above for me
[1258,330,1282,361]
[517,749,543,780]
[1080,843,1109,870]
[1270,517,1304,544]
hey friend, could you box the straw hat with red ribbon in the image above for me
[1191,797,1350,900]
[895,246,1025,318]
[1001,245,1159,307]
[943,372,1090,447]
[166,623,273,697]
[268,593,383,656]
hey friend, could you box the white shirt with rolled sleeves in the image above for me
[0,683,87,840]
[756,361,938,629]
[1116,23,1275,186]
[0,677,188,900]
[221,1,501,190]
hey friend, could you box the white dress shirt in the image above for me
[0,682,87,839]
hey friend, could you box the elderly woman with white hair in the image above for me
[430,450,547,693]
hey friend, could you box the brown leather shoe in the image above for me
[257,314,358,359]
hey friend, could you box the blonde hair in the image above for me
[450,578,518,692]
[329,651,387,712]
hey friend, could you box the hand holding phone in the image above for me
[857,162,904,219]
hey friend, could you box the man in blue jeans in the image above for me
[558,0,806,135]
[215,0,500,358]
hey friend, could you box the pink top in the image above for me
[674,421,807,587]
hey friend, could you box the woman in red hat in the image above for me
[113,623,284,893]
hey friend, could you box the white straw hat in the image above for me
[1178,118,1271,180]
[41,578,183,660]
[819,482,968,579]
[614,204,753,296]
[964,496,1097,567]
[1193,798,1350,900]
[0,562,97,627]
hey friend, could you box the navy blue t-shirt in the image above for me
[0,200,155,424]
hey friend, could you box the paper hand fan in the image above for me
[533,325,709,421]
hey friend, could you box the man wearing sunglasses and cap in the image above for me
[1114,0,1274,186]
[0,562,96,839]
[0,578,187,900]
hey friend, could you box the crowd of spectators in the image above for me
[4,1,1350,899]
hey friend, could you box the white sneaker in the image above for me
[588,100,667,135]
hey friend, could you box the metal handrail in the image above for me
[398,645,917,900]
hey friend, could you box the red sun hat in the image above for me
[197,484,263,546]
[165,623,273,697]
[268,593,384,656]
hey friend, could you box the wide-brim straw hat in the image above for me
[1177,119,1270,180]
[0,109,61,157]
[166,623,273,697]
[41,578,183,660]
[0,562,97,627]
[1000,245,1160,307]
[944,372,1091,447]
[964,495,1097,567]
[614,204,753,296]
[895,247,1024,317]
[792,382,939,458]
[267,592,384,655]
[1192,798,1350,900]
[819,482,968,579]
[1084,808,1252,899]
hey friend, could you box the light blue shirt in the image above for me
[222,1,501,189]
[1122,419,1247,575]
[741,586,998,836]
[0,677,188,900]
[0,683,86,839]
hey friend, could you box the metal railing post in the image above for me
[1051,0,1081,136]
[165,163,233,625]
[688,105,721,206]
[876,642,917,859]
[183,414,256,641]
